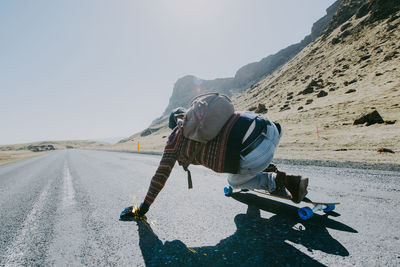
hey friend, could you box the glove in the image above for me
[120,202,150,220]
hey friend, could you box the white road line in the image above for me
[47,161,85,266]
[4,181,51,267]
[63,161,76,207]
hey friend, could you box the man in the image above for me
[121,108,308,218]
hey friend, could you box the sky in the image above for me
[0,0,336,145]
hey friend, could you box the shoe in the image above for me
[275,171,308,203]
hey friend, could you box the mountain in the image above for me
[118,0,399,164]
[160,0,343,118]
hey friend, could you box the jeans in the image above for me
[227,119,282,192]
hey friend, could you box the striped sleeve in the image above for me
[143,129,180,205]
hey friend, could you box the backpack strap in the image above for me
[182,143,203,189]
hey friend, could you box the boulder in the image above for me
[353,110,384,126]
[344,79,357,86]
[317,90,328,98]
[332,37,341,44]
[340,22,352,31]
[377,147,395,153]
[299,87,314,95]
[345,89,357,94]
[308,79,324,88]
[255,103,268,113]
[384,51,399,61]
[359,55,371,62]
[279,104,291,112]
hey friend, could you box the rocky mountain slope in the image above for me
[117,0,399,164]
[232,0,400,162]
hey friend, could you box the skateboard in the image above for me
[224,186,340,221]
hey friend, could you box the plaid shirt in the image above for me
[144,113,241,205]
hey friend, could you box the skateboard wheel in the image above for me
[323,204,335,213]
[298,207,314,220]
[224,186,233,196]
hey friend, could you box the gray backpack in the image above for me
[181,92,235,188]
[183,92,234,143]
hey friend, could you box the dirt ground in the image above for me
[0,151,49,166]
[0,140,108,166]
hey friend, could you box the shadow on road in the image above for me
[126,193,357,266]
[232,193,357,234]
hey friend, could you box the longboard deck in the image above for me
[225,186,339,220]
[251,189,340,205]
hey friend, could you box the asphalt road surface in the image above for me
[0,149,399,266]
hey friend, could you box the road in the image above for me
[0,149,399,266]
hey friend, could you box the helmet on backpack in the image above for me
[168,107,186,129]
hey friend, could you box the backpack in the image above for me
[180,92,235,188]
[183,92,234,142]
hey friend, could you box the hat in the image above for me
[168,107,186,129]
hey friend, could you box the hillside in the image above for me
[233,0,400,163]
[115,0,399,164]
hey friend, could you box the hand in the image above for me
[120,205,134,219]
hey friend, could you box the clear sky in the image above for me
[0,0,336,145]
